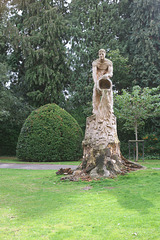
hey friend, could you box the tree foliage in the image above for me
[8,0,70,107]
[0,3,10,120]
[114,85,160,161]
[0,2,33,155]
[129,0,160,87]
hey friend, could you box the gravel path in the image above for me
[0,163,78,170]
[1,163,159,171]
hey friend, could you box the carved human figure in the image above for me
[92,49,113,115]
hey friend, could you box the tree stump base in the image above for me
[70,147,144,181]
[61,114,145,181]
[60,150,144,181]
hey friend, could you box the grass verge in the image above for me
[0,160,160,239]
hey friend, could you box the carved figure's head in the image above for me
[98,49,106,61]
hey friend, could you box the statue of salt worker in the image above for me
[82,48,119,153]
[92,49,114,122]
[58,49,144,180]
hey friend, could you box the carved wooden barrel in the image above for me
[98,77,112,91]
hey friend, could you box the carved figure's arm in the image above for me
[107,63,113,78]
[103,62,113,79]
[92,65,97,84]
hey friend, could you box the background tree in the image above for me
[0,93,33,155]
[0,1,10,119]
[66,0,132,126]
[129,0,160,87]
[0,2,33,155]
[8,0,70,107]
[108,50,131,92]
[114,85,160,161]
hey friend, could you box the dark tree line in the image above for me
[0,0,160,156]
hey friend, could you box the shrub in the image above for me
[16,104,83,162]
[142,133,160,158]
[0,122,21,156]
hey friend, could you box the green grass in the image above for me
[0,160,160,239]
[131,159,160,169]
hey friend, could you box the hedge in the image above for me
[16,103,83,162]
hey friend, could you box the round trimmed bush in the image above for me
[16,104,83,162]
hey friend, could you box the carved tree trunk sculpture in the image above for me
[72,77,144,179]
[61,51,144,181]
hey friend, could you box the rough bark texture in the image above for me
[73,115,144,180]
[61,82,144,181]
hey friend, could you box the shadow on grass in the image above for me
[90,170,158,215]
[110,170,159,214]
[114,189,154,214]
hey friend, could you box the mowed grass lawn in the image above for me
[0,159,160,240]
